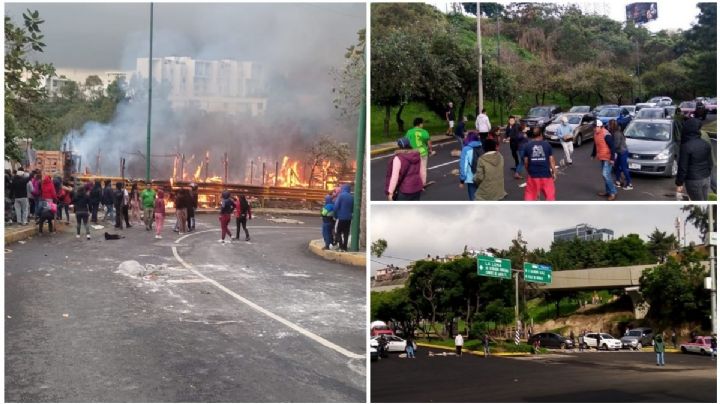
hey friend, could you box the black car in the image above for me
[520,105,562,133]
[528,332,575,349]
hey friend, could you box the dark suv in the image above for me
[620,328,654,350]
[521,105,561,133]
[528,332,575,349]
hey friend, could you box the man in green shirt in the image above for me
[405,117,434,186]
[140,183,156,231]
[654,334,665,366]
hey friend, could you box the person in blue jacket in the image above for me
[334,184,354,252]
[320,195,335,250]
[459,132,483,200]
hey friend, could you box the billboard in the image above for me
[626,3,658,24]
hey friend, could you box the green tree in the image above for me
[332,29,365,120]
[84,75,102,87]
[682,3,716,97]
[4,10,55,161]
[682,205,717,242]
[646,228,677,263]
[605,234,655,266]
[371,239,388,258]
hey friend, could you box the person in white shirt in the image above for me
[455,333,464,356]
[556,116,574,165]
[475,108,491,140]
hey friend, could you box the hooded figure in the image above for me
[676,119,713,201]
[153,189,166,239]
[473,139,507,201]
[459,132,483,200]
[654,334,666,366]
[218,190,234,242]
[234,195,252,241]
[320,195,335,249]
[385,139,424,201]
[333,184,354,251]
[40,175,57,201]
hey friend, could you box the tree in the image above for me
[461,2,504,18]
[332,29,365,120]
[5,10,55,161]
[682,3,716,96]
[682,205,717,242]
[646,228,677,263]
[371,239,388,258]
[605,234,655,266]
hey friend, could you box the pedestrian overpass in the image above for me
[535,262,711,318]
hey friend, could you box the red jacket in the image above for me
[234,199,252,219]
[40,176,57,200]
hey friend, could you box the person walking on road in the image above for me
[73,183,92,239]
[556,116,575,165]
[188,184,198,231]
[505,116,521,167]
[676,117,712,201]
[579,330,585,352]
[473,139,507,201]
[445,102,455,136]
[596,333,601,351]
[405,118,434,187]
[385,138,424,201]
[475,108,491,141]
[334,184,354,252]
[102,179,115,222]
[89,180,102,224]
[514,124,530,180]
[671,330,677,349]
[129,183,141,225]
[320,195,335,250]
[610,119,633,190]
[154,190,165,239]
[459,132,483,200]
[218,190,234,243]
[455,333,464,356]
[140,183,156,231]
[483,334,491,357]
[234,195,252,241]
[10,169,30,226]
[113,182,126,229]
[591,120,617,201]
[121,183,131,228]
[711,334,717,361]
[570,330,576,350]
[175,188,189,234]
[523,128,556,201]
[454,115,468,151]
[654,334,665,366]
[405,336,416,359]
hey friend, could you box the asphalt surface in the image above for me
[5,214,365,402]
[371,349,717,402]
[371,114,717,201]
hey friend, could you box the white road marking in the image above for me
[428,159,459,170]
[167,279,210,284]
[171,229,364,360]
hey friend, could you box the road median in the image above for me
[308,239,365,267]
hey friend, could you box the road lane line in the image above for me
[171,229,364,360]
[428,159,459,170]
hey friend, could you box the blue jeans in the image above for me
[601,161,617,195]
[104,204,115,221]
[322,221,334,248]
[614,151,631,185]
[406,346,415,358]
[656,352,665,365]
[466,183,477,201]
[516,148,526,175]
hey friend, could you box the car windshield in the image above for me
[626,331,641,337]
[637,109,665,119]
[570,106,589,112]
[598,108,620,116]
[528,107,550,117]
[622,106,635,112]
[625,122,671,141]
[552,115,581,124]
[680,101,696,108]
[600,334,614,339]
[708,98,717,104]
[648,97,661,103]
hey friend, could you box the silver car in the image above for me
[620,328,654,350]
[625,119,681,177]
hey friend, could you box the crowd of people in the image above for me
[383,102,713,202]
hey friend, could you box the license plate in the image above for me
[629,163,641,170]
[550,135,558,140]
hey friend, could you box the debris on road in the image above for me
[18,241,26,245]
[62,314,69,318]
[268,218,305,224]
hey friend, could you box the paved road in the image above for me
[371,114,716,201]
[5,215,365,402]
[371,349,717,402]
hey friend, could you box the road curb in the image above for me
[193,208,318,217]
[307,239,365,267]
[5,221,70,245]
[417,342,531,357]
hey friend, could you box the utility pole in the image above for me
[709,206,716,335]
[262,162,266,186]
[496,13,502,124]
[250,161,254,185]
[477,2,483,112]
[224,152,229,184]
[145,3,154,183]
[515,269,520,344]
[274,161,279,187]
[349,50,367,253]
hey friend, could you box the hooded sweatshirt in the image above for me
[154,190,166,214]
[385,150,423,196]
[72,187,91,213]
[321,195,335,223]
[473,151,507,201]
[459,140,483,184]
[334,184,353,221]
[219,191,234,214]
[40,175,57,200]
[676,125,712,185]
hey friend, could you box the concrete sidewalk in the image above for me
[5,221,70,245]
[308,239,365,267]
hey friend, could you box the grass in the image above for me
[427,337,544,354]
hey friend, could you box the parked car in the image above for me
[680,336,713,355]
[544,113,585,144]
[528,332,575,349]
[703,97,716,113]
[656,99,674,108]
[569,105,591,113]
[371,335,407,352]
[370,320,394,337]
[520,105,562,133]
[581,333,623,350]
[620,328,654,350]
[596,106,633,129]
[635,102,656,112]
[591,104,618,116]
[621,105,637,117]
[680,101,708,120]
[647,96,673,106]
[370,338,379,361]
[635,108,667,120]
[624,119,681,177]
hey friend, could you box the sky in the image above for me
[428,1,704,32]
[370,204,705,271]
[4,3,365,70]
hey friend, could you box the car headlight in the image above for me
[654,149,671,160]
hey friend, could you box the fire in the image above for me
[207,176,223,183]
[166,200,175,209]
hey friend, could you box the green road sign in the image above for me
[523,262,552,283]
[477,256,512,279]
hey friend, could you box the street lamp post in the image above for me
[145,3,154,183]
[349,51,366,252]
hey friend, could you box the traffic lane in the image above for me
[5,216,365,403]
[372,138,677,201]
[371,350,716,402]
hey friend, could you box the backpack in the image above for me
[469,145,484,174]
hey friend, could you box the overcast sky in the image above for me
[4,3,365,70]
[370,204,705,272]
[428,1,705,32]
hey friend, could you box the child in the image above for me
[320,195,335,249]
[154,190,165,239]
[218,190,234,243]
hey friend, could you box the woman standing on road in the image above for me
[234,194,252,241]
[89,180,102,224]
[514,124,530,180]
[154,190,165,239]
[129,183,141,225]
[654,334,666,366]
[218,190,234,243]
[609,119,633,190]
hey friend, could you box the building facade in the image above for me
[553,224,615,242]
[135,57,267,117]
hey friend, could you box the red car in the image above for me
[680,336,713,355]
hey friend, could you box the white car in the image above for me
[582,333,622,350]
[371,335,407,352]
[621,105,637,117]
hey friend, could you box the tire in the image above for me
[700,349,707,355]
[602,344,608,351]
[664,157,678,178]
[575,134,583,147]
[560,343,566,350]
[637,343,642,350]
[681,346,688,353]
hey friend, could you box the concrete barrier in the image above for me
[308,239,365,267]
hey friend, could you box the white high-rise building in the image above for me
[135,57,267,116]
